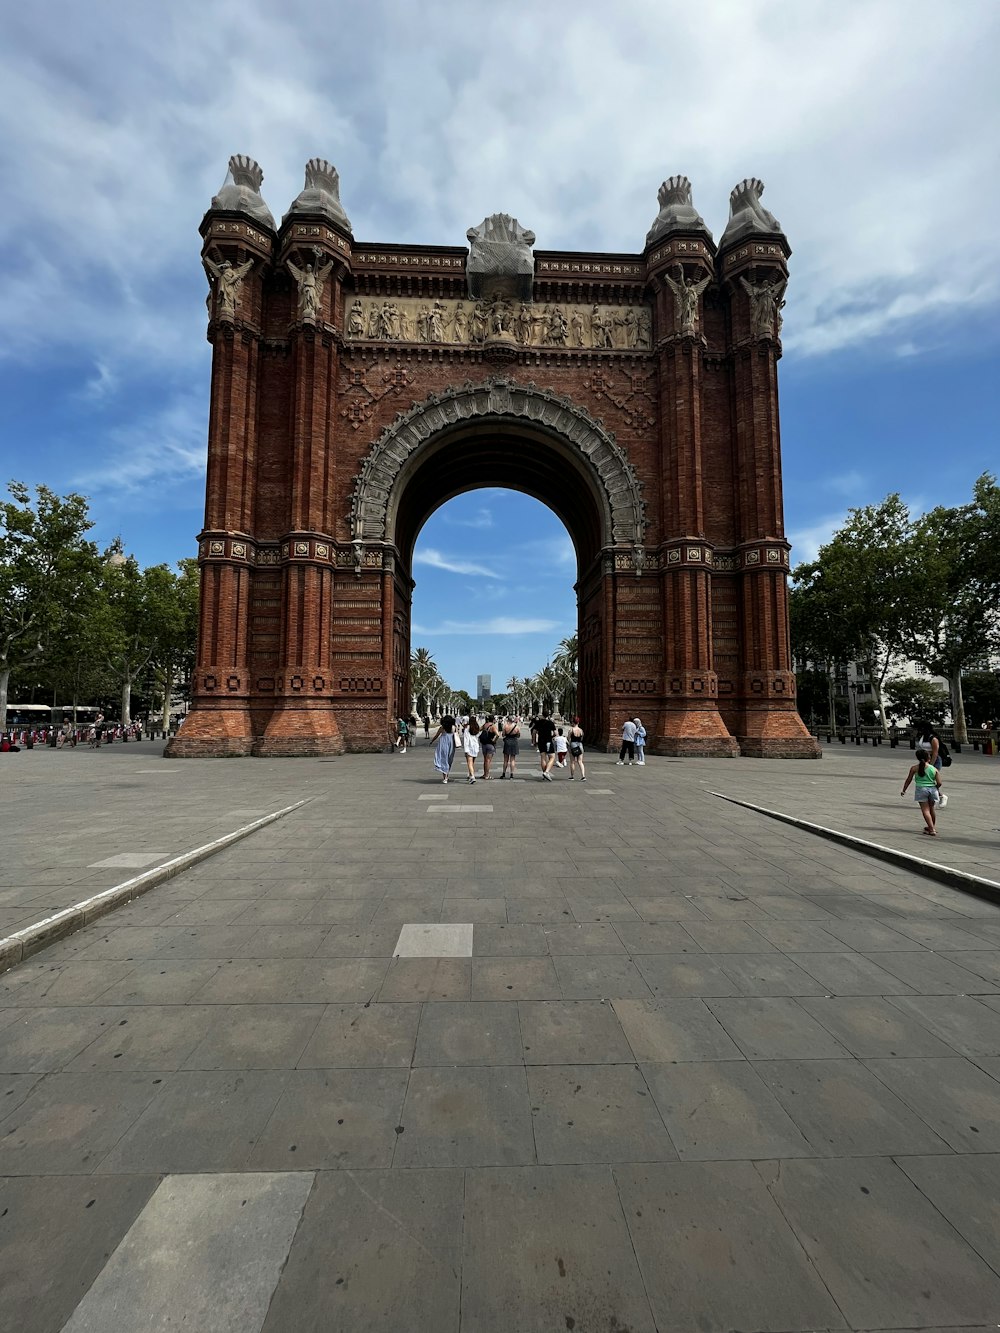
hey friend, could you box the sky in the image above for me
[1,1,998,694]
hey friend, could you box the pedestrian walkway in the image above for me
[3,744,1000,1331]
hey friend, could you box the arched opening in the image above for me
[383,422,613,743]
[407,488,579,723]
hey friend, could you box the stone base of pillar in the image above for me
[164,708,253,758]
[252,705,346,757]
[737,708,822,759]
[651,707,741,758]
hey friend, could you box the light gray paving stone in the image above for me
[642,1060,810,1161]
[249,1068,408,1169]
[88,851,171,868]
[616,1160,846,1333]
[414,1000,522,1066]
[394,922,474,957]
[865,1056,1000,1151]
[61,1172,313,1333]
[394,1065,534,1167]
[757,1155,1000,1329]
[261,1169,463,1333]
[0,1173,159,1333]
[461,1165,656,1333]
[612,997,744,1062]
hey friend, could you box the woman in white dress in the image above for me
[462,717,481,784]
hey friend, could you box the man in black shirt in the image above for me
[534,713,557,782]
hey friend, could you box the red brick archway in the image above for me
[167,159,819,759]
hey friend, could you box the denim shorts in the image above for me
[914,786,939,803]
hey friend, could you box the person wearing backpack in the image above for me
[501,716,521,779]
[913,720,950,771]
[479,715,500,779]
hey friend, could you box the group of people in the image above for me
[0,719,143,752]
[616,718,647,766]
[427,713,588,784]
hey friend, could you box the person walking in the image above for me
[901,747,943,836]
[633,717,647,765]
[463,716,481,783]
[394,715,409,753]
[617,717,637,765]
[423,714,431,740]
[479,715,500,779]
[554,728,569,770]
[431,715,457,783]
[501,716,521,779]
[567,718,586,781]
[535,713,557,781]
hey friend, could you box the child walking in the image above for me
[554,728,569,769]
[900,748,943,836]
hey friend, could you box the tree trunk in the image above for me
[951,670,968,744]
[870,677,889,737]
[827,668,837,732]
[121,675,132,728]
[0,666,9,731]
[161,663,175,735]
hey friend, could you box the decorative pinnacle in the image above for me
[657,175,693,208]
[729,177,766,210]
[228,155,264,192]
[304,158,340,191]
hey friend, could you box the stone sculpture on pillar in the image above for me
[645,175,712,246]
[739,274,787,339]
[203,255,255,321]
[467,214,536,301]
[663,266,711,337]
[287,249,335,323]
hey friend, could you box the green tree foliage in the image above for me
[883,676,950,726]
[0,482,100,729]
[961,671,1000,728]
[901,474,1000,743]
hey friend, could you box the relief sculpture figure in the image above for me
[286,250,335,322]
[347,298,365,338]
[664,267,711,337]
[453,303,468,342]
[203,255,254,321]
[739,274,786,339]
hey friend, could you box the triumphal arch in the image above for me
[167,155,820,758]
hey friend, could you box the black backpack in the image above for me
[937,738,952,768]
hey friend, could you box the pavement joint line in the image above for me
[0,798,312,975]
[709,790,1000,905]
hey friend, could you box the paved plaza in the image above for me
[2,740,1000,1331]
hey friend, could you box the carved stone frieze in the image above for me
[345,295,651,352]
[351,377,646,549]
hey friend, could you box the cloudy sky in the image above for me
[2,1,997,693]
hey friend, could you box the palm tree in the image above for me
[551,635,578,716]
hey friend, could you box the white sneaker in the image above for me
[616,761,624,766]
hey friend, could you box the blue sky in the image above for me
[2,1,998,695]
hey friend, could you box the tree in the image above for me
[0,482,99,730]
[791,496,919,736]
[883,676,950,726]
[901,475,1000,744]
[148,559,200,730]
[962,671,1000,728]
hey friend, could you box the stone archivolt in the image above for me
[345,295,652,351]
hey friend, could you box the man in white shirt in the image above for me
[616,718,637,765]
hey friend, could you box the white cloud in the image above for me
[414,548,500,577]
[442,506,494,529]
[787,513,847,565]
[412,617,561,636]
[71,393,207,497]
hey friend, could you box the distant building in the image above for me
[476,674,491,704]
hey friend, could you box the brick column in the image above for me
[723,249,820,757]
[256,245,348,756]
[649,259,739,756]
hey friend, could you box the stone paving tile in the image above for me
[788,950,920,996]
[518,1000,634,1065]
[312,925,400,957]
[261,1169,463,1333]
[716,952,826,997]
[0,1173,159,1333]
[612,998,744,1062]
[191,957,388,1004]
[886,919,998,950]
[0,1072,45,1117]
[551,953,653,999]
[503,897,573,924]
[797,996,957,1058]
[0,1071,164,1174]
[442,896,507,923]
[0,960,136,1006]
[643,1060,811,1161]
[296,1002,419,1068]
[248,1068,408,1170]
[89,959,223,1005]
[394,1066,534,1167]
[541,922,625,954]
[706,997,852,1059]
[634,953,740,998]
[816,918,927,951]
[66,1005,214,1071]
[181,1003,325,1070]
[862,949,996,994]
[414,1001,522,1066]
[471,957,562,1001]
[527,1063,675,1165]
[750,919,847,952]
[377,958,472,1002]
[885,994,1000,1058]
[940,950,1000,985]
[0,1006,120,1072]
[471,924,548,956]
[621,895,710,922]
[865,1056,1000,1152]
[616,1160,846,1332]
[757,1155,1000,1329]
[461,1165,656,1333]
[96,1070,289,1173]
[897,1153,1000,1273]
